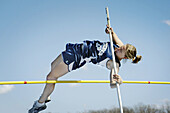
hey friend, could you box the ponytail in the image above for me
[125,44,142,64]
[132,55,142,63]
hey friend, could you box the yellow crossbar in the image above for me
[0,80,170,85]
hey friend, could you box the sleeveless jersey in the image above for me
[81,40,120,66]
[62,40,121,71]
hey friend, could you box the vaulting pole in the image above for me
[105,7,123,113]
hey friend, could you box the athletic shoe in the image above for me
[28,101,47,113]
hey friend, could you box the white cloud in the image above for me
[160,98,170,103]
[163,20,170,26]
[0,85,14,94]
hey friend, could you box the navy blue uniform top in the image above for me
[62,40,121,71]
[82,40,121,66]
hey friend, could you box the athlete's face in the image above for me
[115,45,126,59]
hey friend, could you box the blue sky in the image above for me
[0,0,170,113]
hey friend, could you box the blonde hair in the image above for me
[125,44,142,63]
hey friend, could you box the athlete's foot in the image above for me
[28,101,47,113]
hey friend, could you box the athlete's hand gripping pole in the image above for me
[105,7,123,113]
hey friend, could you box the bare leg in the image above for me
[38,54,68,103]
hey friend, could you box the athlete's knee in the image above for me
[46,72,58,80]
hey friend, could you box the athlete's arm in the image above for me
[105,25,124,46]
[110,70,123,88]
[107,60,122,86]
[106,60,119,72]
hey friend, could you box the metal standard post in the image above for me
[105,7,123,113]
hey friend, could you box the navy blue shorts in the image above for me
[62,43,86,71]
